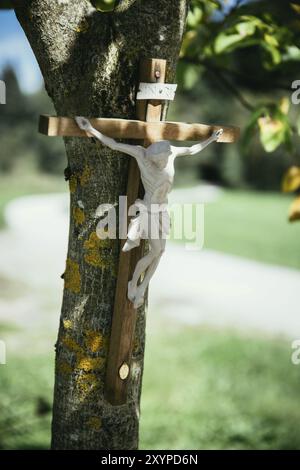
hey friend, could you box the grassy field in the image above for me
[1,322,300,450]
[173,189,300,270]
[141,323,300,450]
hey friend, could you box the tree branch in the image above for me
[181,56,292,93]
[210,65,255,112]
[181,57,255,112]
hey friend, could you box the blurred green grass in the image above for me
[0,355,53,450]
[173,189,300,270]
[1,325,300,449]
[141,324,300,450]
[0,174,65,227]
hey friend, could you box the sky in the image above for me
[0,10,42,94]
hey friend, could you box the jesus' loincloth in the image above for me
[123,199,170,252]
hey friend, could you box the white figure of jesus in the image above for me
[76,117,223,308]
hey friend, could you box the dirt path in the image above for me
[1,192,299,339]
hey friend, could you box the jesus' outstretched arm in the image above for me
[171,128,223,158]
[75,116,144,160]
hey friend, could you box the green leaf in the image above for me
[243,103,292,153]
[261,42,282,67]
[214,33,245,54]
[258,117,285,152]
[282,166,300,192]
[283,45,300,61]
[91,0,115,12]
[289,196,300,222]
[279,97,290,115]
[258,107,292,153]
[290,3,300,15]
[236,21,256,37]
[182,66,200,90]
[264,33,279,47]
[187,6,203,28]
[239,15,266,29]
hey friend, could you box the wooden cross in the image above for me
[39,58,239,406]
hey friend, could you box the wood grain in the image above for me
[39,115,240,143]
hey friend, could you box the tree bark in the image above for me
[14,0,189,450]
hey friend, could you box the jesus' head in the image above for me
[145,141,172,169]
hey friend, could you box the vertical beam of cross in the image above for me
[104,59,166,405]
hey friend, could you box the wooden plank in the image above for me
[39,115,240,143]
[137,58,167,124]
[104,58,166,405]
[136,83,177,101]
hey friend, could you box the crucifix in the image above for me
[39,58,239,406]
[74,116,223,309]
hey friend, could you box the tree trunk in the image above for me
[14,0,189,450]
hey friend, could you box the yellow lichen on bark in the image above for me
[60,331,105,388]
[76,373,100,402]
[87,416,102,431]
[69,175,77,193]
[83,232,103,267]
[83,232,116,274]
[80,165,91,186]
[73,207,86,226]
[76,356,105,372]
[85,329,108,353]
[57,360,73,376]
[84,232,106,267]
[62,335,83,354]
[68,165,90,194]
[63,319,73,330]
[64,258,81,293]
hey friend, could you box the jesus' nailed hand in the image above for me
[75,116,222,309]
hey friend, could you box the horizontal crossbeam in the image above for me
[39,115,240,143]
